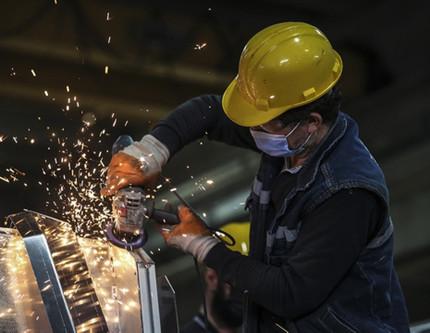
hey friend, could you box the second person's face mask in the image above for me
[250,122,312,157]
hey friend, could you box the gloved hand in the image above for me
[160,206,220,263]
[101,135,169,196]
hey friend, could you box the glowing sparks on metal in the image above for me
[194,42,207,50]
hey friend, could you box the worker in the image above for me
[102,22,410,332]
[181,223,250,333]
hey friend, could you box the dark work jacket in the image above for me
[150,95,410,333]
[245,112,410,332]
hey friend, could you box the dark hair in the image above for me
[275,86,342,126]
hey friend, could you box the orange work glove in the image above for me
[101,152,159,196]
[101,135,169,196]
[160,206,220,263]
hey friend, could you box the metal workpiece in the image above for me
[7,212,76,333]
[2,211,179,333]
[133,248,162,333]
[7,210,108,333]
[79,237,144,332]
[0,228,53,333]
[80,240,179,333]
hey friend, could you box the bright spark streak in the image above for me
[0,176,10,183]
[194,42,207,50]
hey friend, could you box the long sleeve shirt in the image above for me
[150,94,383,319]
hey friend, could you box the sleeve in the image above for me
[204,188,383,319]
[149,94,257,155]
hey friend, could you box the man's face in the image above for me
[252,112,325,152]
[251,119,309,150]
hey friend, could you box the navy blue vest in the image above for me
[244,113,410,333]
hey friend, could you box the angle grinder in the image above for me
[105,135,179,250]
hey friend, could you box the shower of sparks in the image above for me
[0,98,129,239]
[41,120,114,238]
[0,61,211,245]
[0,168,26,184]
[194,42,207,50]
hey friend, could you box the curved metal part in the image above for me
[7,210,109,333]
[0,227,53,333]
[3,210,179,333]
[78,237,144,332]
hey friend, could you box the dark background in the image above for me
[0,0,429,326]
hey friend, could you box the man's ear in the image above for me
[204,268,219,291]
[308,112,323,133]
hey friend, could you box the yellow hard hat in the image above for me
[222,22,343,127]
[219,222,250,256]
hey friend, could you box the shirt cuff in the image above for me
[204,242,240,271]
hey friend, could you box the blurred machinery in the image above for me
[0,210,179,333]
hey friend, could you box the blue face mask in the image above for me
[250,122,312,157]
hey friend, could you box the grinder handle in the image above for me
[152,209,180,225]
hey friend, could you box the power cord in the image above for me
[171,189,237,330]
[171,189,236,245]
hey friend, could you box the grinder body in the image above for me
[112,187,148,234]
[106,135,179,250]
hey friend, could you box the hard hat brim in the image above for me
[222,78,288,127]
